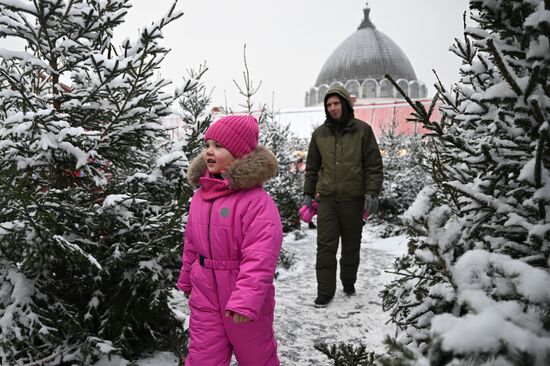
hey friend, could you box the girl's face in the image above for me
[204,139,235,174]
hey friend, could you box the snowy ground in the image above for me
[95,222,407,366]
[274,223,406,365]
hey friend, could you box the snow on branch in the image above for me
[0,49,51,71]
[430,249,550,361]
[53,235,102,270]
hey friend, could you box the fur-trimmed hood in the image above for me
[187,145,278,190]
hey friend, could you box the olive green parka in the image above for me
[304,86,383,200]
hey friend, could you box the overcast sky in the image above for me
[3,0,471,110]
[122,0,471,110]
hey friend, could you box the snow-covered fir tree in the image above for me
[172,65,213,205]
[259,106,307,233]
[0,0,195,363]
[376,114,431,233]
[381,0,550,364]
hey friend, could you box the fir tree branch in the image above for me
[427,90,440,120]
[385,74,428,120]
[486,38,522,95]
[0,69,36,113]
[431,142,463,211]
[524,65,540,100]
[531,100,547,219]
[530,99,546,129]
[100,38,154,138]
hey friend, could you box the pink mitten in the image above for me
[299,199,318,223]
[299,205,315,223]
[311,199,318,211]
[299,205,309,222]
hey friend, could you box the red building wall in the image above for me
[354,99,440,138]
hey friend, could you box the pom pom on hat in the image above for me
[204,115,259,158]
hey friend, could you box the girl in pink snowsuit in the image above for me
[177,114,282,365]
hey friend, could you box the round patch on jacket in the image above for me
[220,207,230,218]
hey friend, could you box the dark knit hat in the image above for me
[204,114,259,158]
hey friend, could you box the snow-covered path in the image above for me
[275,224,407,365]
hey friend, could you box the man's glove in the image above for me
[303,194,314,209]
[364,195,379,217]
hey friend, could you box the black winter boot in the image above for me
[343,284,355,295]
[314,295,333,307]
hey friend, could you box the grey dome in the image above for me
[305,5,427,106]
[315,27,417,86]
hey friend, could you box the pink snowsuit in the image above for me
[177,146,282,365]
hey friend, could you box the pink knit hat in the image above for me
[204,115,259,158]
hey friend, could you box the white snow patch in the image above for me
[157,151,184,167]
[102,194,130,208]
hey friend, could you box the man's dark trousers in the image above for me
[315,196,364,297]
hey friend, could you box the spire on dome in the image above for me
[358,2,375,29]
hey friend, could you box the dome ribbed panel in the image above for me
[315,28,417,86]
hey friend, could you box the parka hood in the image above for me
[324,85,354,110]
[188,145,278,190]
[323,85,355,126]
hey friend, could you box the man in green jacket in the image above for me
[304,85,383,307]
